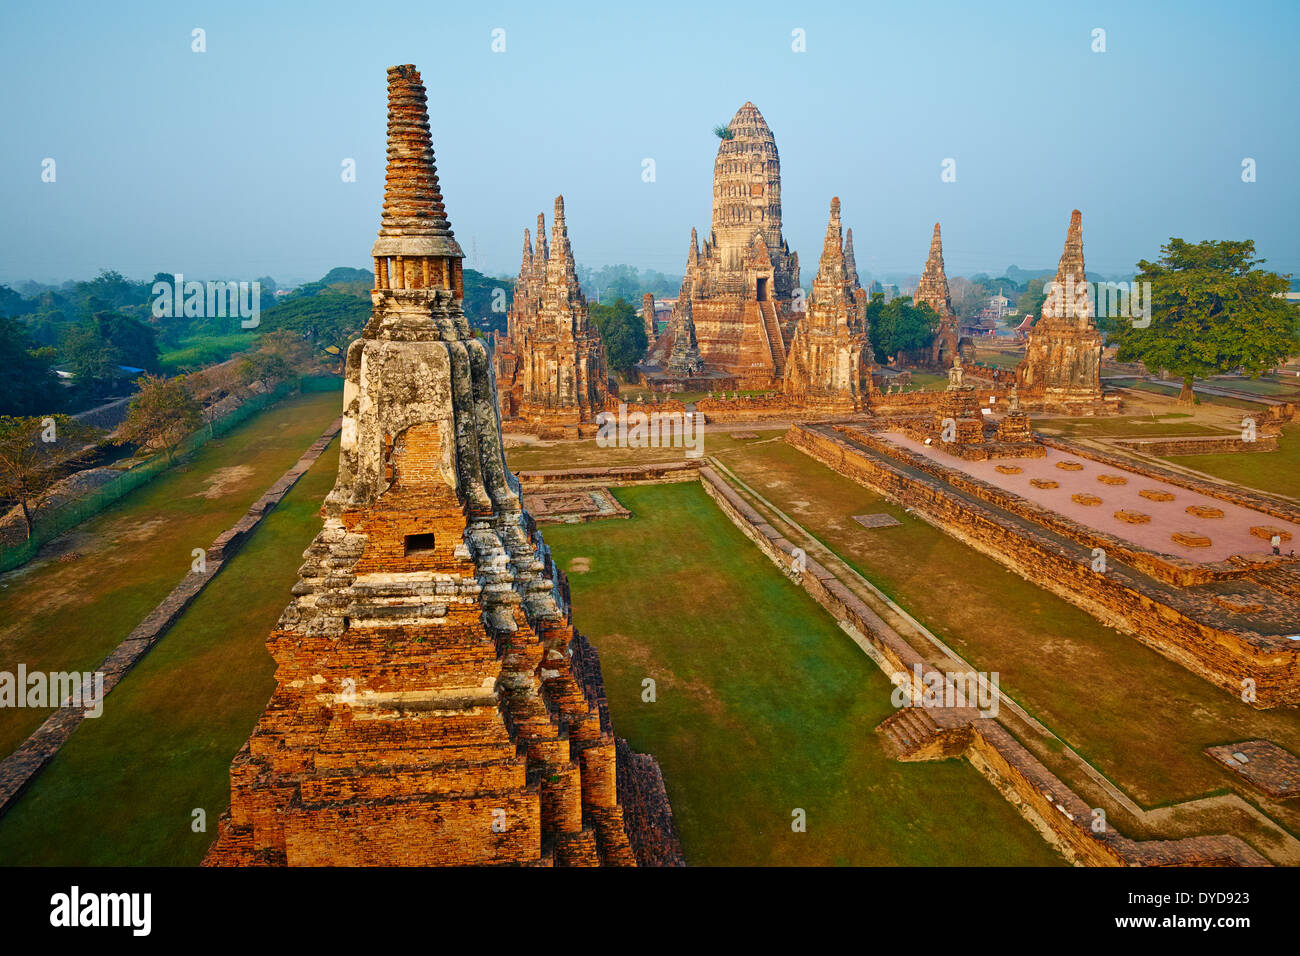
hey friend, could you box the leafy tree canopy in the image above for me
[589,298,647,374]
[1110,238,1298,404]
[0,316,62,415]
[866,294,938,364]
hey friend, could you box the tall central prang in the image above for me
[665,102,801,389]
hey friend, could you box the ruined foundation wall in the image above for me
[787,426,1300,707]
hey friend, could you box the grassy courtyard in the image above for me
[0,442,338,865]
[543,482,1062,865]
[506,433,1300,845]
[0,388,340,758]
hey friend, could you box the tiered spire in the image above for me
[844,227,860,290]
[667,278,704,376]
[372,65,461,259]
[816,198,845,284]
[206,65,673,868]
[535,212,548,264]
[912,223,953,318]
[544,196,585,327]
[781,198,870,410]
[1041,209,1090,327]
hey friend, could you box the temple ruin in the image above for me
[665,102,801,389]
[1016,210,1118,414]
[782,198,873,413]
[912,223,962,367]
[204,65,680,867]
[494,198,612,438]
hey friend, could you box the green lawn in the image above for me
[0,442,338,866]
[0,389,340,758]
[1109,378,1270,412]
[1206,376,1300,397]
[544,483,1063,865]
[1035,413,1230,440]
[1163,424,1300,499]
[971,349,1026,370]
[903,371,947,390]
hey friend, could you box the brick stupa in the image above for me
[666,102,801,388]
[1016,210,1114,413]
[782,198,872,413]
[495,198,611,438]
[665,276,705,376]
[205,65,680,867]
[913,223,961,367]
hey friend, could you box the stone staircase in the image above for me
[876,705,978,761]
[759,300,786,377]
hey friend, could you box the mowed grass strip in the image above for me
[0,389,341,758]
[1161,424,1300,500]
[708,438,1300,816]
[1036,413,1231,439]
[0,442,338,866]
[543,482,1062,866]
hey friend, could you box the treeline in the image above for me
[0,265,514,416]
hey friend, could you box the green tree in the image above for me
[463,268,512,334]
[1016,278,1047,320]
[260,293,369,369]
[118,373,202,463]
[92,311,160,371]
[61,322,124,399]
[866,294,938,364]
[589,298,647,374]
[0,317,63,415]
[0,285,27,318]
[0,415,101,539]
[1111,239,1299,405]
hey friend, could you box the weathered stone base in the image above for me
[1204,740,1300,799]
[523,488,631,524]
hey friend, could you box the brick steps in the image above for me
[876,706,944,760]
[760,299,786,376]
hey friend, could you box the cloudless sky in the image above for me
[1,0,1296,286]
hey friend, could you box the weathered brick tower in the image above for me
[913,223,961,368]
[671,102,801,388]
[494,198,610,438]
[205,65,680,867]
[782,198,872,413]
[1016,210,1112,413]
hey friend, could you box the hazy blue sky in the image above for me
[1,0,1296,286]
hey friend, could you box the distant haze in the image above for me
[1,1,1296,286]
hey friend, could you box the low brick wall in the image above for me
[1112,434,1280,456]
[698,465,1268,866]
[694,395,793,421]
[0,418,343,819]
[787,425,1300,708]
[517,460,702,490]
